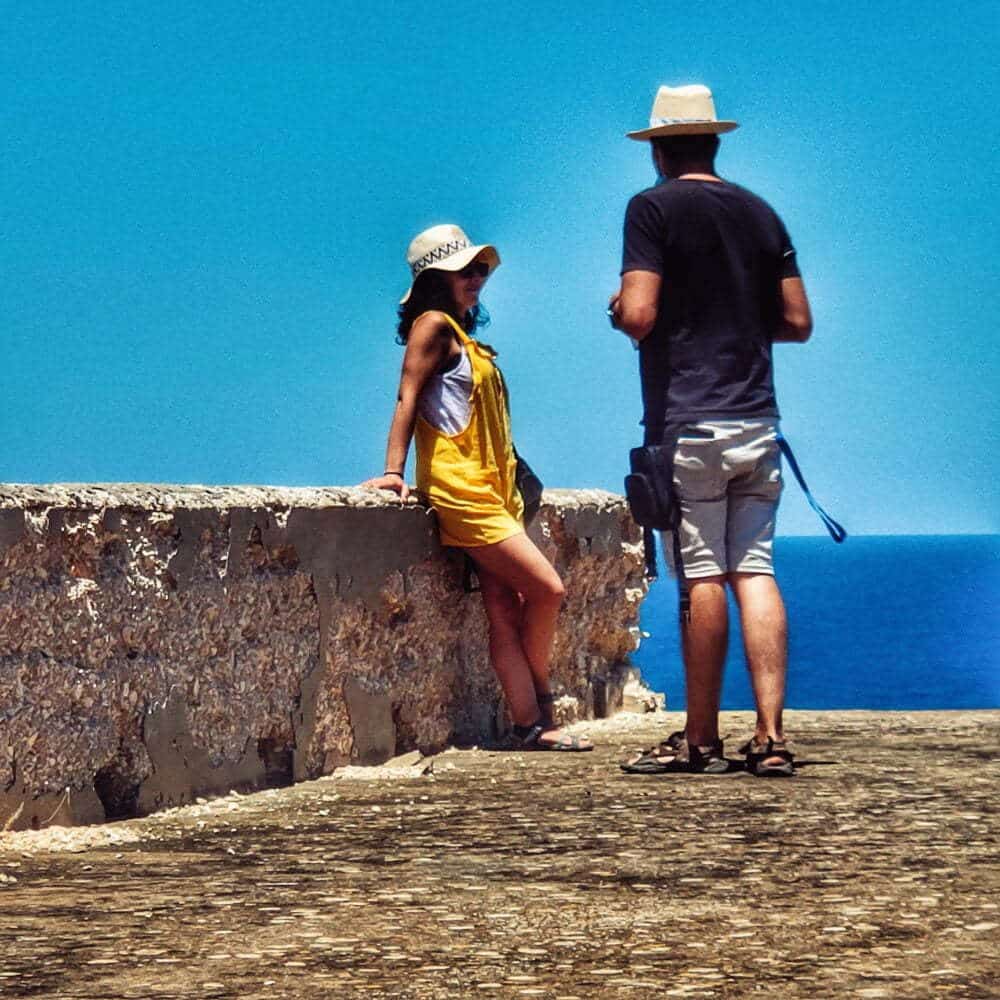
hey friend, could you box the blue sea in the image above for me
[633,535,1000,710]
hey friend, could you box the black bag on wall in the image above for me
[514,448,543,525]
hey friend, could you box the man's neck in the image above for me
[663,159,720,182]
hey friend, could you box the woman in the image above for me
[362,223,591,751]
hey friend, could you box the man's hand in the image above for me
[773,277,813,342]
[607,291,622,330]
[360,473,410,501]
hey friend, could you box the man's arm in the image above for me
[610,270,662,342]
[773,276,813,342]
[614,192,665,342]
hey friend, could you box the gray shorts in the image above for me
[662,419,782,579]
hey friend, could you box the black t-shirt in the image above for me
[621,178,800,435]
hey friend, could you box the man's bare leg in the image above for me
[682,576,729,747]
[730,573,788,755]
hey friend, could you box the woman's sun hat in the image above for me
[626,84,739,141]
[401,224,500,304]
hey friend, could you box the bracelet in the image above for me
[383,470,403,477]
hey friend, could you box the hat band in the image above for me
[410,238,471,277]
[652,116,716,126]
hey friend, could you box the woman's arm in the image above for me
[361,313,453,499]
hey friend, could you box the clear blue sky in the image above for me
[4,2,997,534]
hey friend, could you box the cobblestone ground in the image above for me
[1,710,998,999]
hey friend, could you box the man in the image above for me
[610,84,812,777]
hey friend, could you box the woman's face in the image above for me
[445,259,490,313]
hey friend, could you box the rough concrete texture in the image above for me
[0,710,996,999]
[0,484,644,830]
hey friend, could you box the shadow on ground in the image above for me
[1,710,998,999]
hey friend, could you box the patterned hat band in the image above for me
[653,117,712,125]
[410,238,471,277]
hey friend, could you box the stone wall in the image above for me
[0,484,646,830]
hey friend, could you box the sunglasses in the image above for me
[457,261,490,279]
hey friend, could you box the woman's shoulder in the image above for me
[411,309,457,329]
[410,310,462,341]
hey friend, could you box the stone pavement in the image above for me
[1,710,998,999]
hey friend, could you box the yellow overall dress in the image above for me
[414,313,525,548]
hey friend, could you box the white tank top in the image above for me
[418,347,473,435]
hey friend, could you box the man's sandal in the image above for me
[620,731,729,775]
[509,718,594,752]
[619,730,686,774]
[741,737,795,777]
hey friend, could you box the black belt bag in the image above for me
[625,444,681,532]
[624,427,690,621]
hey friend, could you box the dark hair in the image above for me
[396,268,490,345]
[651,133,720,164]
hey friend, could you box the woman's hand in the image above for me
[360,472,410,501]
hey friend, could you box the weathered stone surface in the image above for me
[0,710,996,999]
[135,688,269,815]
[343,677,396,766]
[0,484,645,829]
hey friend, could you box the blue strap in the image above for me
[643,525,659,581]
[776,433,847,543]
[642,525,690,624]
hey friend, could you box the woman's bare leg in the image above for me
[475,568,545,729]
[469,533,590,748]
[468,533,564,696]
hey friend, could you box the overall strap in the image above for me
[437,312,474,345]
[776,433,847,543]
[412,309,475,347]
[423,311,483,390]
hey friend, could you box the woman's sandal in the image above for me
[740,737,795,777]
[620,731,730,775]
[509,718,594,752]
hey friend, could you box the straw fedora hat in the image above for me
[400,224,500,304]
[626,84,739,141]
